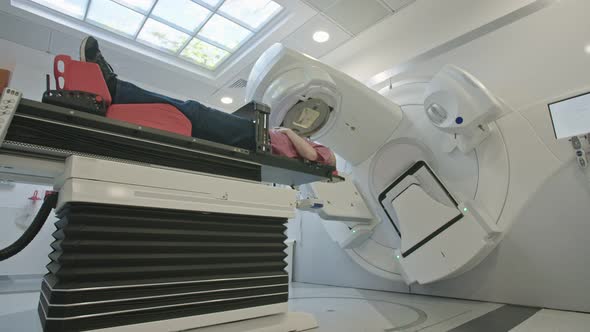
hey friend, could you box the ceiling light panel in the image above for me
[282,13,351,59]
[23,0,284,71]
[313,30,330,43]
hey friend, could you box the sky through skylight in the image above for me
[29,0,283,70]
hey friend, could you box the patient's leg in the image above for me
[114,79,256,150]
[81,36,255,150]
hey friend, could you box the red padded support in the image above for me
[107,104,192,137]
[53,54,191,137]
[54,55,112,106]
[0,69,11,92]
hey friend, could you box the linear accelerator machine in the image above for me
[246,43,510,284]
[0,43,508,331]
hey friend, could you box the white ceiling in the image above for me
[321,0,391,35]
[209,10,354,109]
[382,0,415,11]
[376,0,590,112]
[283,13,351,59]
[321,0,540,82]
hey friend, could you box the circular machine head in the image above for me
[281,98,331,136]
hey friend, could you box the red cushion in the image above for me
[0,69,11,92]
[107,104,192,137]
[54,55,112,106]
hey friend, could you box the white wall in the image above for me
[0,183,55,276]
[292,0,590,312]
[0,39,50,100]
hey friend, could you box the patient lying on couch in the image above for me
[80,37,336,167]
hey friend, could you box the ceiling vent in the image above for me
[229,78,248,89]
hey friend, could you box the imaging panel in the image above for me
[379,161,463,257]
[549,91,590,139]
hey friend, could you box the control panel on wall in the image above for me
[548,92,590,169]
[0,88,21,145]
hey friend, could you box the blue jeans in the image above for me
[113,79,256,150]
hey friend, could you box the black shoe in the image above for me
[80,36,117,96]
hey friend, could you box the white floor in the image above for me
[288,283,590,332]
[1,282,589,331]
[289,282,500,332]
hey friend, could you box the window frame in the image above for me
[19,0,285,72]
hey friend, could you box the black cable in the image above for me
[0,192,58,261]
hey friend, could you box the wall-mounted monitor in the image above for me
[549,92,590,139]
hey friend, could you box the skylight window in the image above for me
[151,0,210,32]
[86,0,145,37]
[219,0,282,30]
[137,19,190,52]
[113,0,154,13]
[181,38,229,69]
[32,0,88,19]
[200,0,222,7]
[26,0,283,70]
[198,15,252,50]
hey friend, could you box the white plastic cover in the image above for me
[246,43,404,165]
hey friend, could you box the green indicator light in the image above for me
[396,255,400,259]
[463,207,468,213]
[352,230,356,233]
